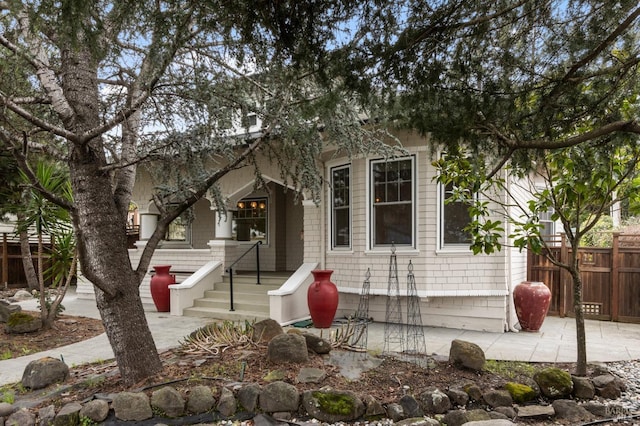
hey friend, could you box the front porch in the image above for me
[76,243,319,325]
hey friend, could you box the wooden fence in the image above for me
[527,233,640,324]
[1,232,52,288]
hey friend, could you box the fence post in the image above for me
[611,232,620,322]
[559,233,569,317]
[2,233,7,287]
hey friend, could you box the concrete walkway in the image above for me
[1,289,639,386]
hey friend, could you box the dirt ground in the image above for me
[0,311,104,360]
[0,288,584,425]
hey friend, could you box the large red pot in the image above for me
[513,281,551,332]
[150,265,176,312]
[307,269,339,328]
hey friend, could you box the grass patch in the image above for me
[484,360,537,379]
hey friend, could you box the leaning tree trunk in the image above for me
[61,46,162,385]
[17,213,39,291]
[70,162,163,384]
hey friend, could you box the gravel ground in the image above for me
[607,359,640,413]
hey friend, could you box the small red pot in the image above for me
[513,281,551,332]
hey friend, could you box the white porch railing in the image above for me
[169,260,223,315]
[268,262,317,325]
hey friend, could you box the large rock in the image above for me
[482,389,512,408]
[0,402,16,416]
[11,289,33,301]
[253,319,284,343]
[399,395,423,418]
[302,389,365,423]
[53,402,82,426]
[6,407,36,426]
[592,374,625,399]
[187,385,216,414]
[5,311,42,333]
[266,333,308,364]
[418,387,451,414]
[533,367,573,399]
[238,383,261,412]
[112,392,153,421]
[445,387,469,407]
[516,404,555,419]
[151,386,185,418]
[572,375,595,399]
[386,403,404,422]
[442,409,491,426]
[504,381,537,403]
[362,394,386,418]
[259,381,299,413]
[217,387,237,417]
[38,405,56,426]
[21,357,69,390]
[79,399,110,423]
[301,332,332,354]
[552,399,595,423]
[0,300,21,322]
[449,339,485,371]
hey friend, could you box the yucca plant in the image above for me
[16,161,75,329]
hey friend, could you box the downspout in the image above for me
[505,176,519,332]
[320,159,327,269]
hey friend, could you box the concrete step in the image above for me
[191,298,269,314]
[222,274,290,286]
[211,282,281,293]
[202,290,274,303]
[182,272,291,322]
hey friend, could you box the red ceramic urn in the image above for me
[150,265,176,312]
[307,269,339,328]
[513,281,551,332]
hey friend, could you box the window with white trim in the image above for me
[371,157,414,247]
[440,182,472,247]
[539,208,555,238]
[331,165,351,249]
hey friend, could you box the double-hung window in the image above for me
[440,182,472,247]
[331,165,351,249]
[371,157,414,247]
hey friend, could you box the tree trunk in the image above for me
[572,271,588,376]
[95,281,163,384]
[58,46,163,385]
[17,213,39,291]
[70,162,163,385]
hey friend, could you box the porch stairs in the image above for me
[182,273,289,322]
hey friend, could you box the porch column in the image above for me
[214,209,234,240]
[303,199,323,265]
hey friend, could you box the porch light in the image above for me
[250,201,258,209]
[259,202,266,209]
[237,202,245,209]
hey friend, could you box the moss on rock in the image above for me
[505,382,537,403]
[6,311,36,327]
[312,391,354,415]
[534,367,573,399]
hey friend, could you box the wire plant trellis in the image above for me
[345,268,371,354]
[383,244,405,354]
[405,260,427,361]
